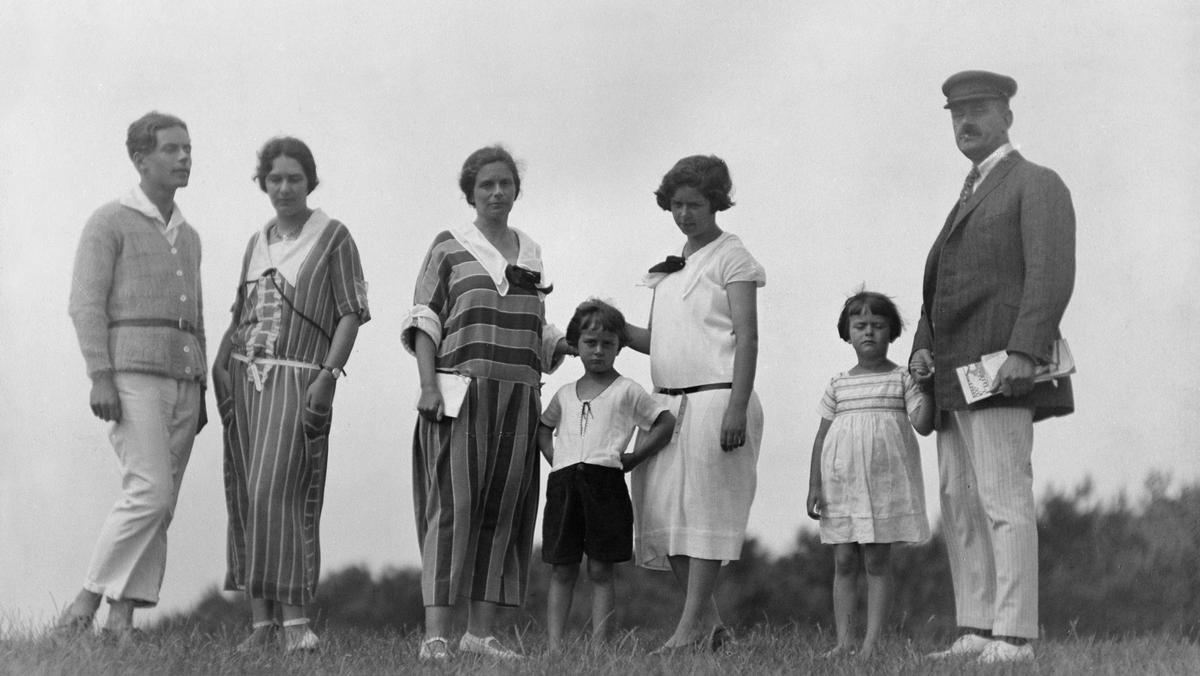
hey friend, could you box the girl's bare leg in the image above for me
[830,543,861,654]
[860,543,892,658]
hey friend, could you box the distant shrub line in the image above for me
[167,475,1200,641]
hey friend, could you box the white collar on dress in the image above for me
[452,222,550,296]
[641,231,735,298]
[245,209,332,283]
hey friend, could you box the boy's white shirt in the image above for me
[542,375,666,472]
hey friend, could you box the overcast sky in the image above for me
[2,1,1197,625]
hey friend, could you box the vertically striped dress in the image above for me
[403,226,561,607]
[223,210,369,606]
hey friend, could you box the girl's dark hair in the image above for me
[255,136,319,194]
[565,298,628,348]
[653,155,734,212]
[837,290,904,343]
[459,145,521,205]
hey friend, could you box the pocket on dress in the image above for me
[218,397,235,428]
[302,404,332,442]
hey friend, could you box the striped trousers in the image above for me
[938,407,1038,639]
[413,378,540,607]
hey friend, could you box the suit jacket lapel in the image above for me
[949,150,1024,234]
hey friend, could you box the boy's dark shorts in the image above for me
[542,463,633,565]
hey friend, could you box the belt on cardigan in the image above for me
[109,318,198,334]
[656,383,733,396]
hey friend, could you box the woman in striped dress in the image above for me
[212,137,369,653]
[403,146,566,660]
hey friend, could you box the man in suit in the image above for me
[910,71,1075,664]
[57,112,207,641]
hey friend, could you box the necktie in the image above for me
[959,165,981,205]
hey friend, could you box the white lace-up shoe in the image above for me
[979,639,1035,663]
[927,633,993,658]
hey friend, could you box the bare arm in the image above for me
[413,330,444,422]
[625,323,651,355]
[805,418,833,519]
[910,389,935,437]
[305,312,362,413]
[622,410,676,472]
[721,281,758,452]
[537,423,555,464]
[211,314,239,405]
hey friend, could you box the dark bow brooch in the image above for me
[648,255,686,274]
[505,264,553,294]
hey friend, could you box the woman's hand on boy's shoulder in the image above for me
[554,337,577,358]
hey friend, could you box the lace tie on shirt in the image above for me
[579,401,593,437]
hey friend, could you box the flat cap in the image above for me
[942,70,1017,109]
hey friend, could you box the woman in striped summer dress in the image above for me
[212,137,369,653]
[403,146,566,661]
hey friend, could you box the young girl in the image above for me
[806,291,933,658]
[538,299,675,654]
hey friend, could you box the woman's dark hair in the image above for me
[126,111,188,161]
[837,290,904,343]
[654,155,735,212]
[565,298,629,348]
[459,145,521,205]
[255,136,319,194]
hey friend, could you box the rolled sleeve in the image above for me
[329,226,372,325]
[401,304,442,356]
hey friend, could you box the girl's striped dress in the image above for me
[816,366,930,544]
[222,212,369,606]
[403,227,560,607]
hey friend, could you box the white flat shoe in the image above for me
[419,636,451,661]
[235,622,277,653]
[458,632,522,659]
[282,620,319,653]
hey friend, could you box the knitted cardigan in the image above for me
[69,200,207,382]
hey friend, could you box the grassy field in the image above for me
[2,622,1198,675]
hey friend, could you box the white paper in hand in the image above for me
[427,372,471,418]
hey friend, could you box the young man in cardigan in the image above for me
[58,111,208,640]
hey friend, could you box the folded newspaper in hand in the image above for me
[956,339,1075,404]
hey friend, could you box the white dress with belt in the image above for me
[630,231,766,570]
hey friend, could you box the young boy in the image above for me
[538,299,675,653]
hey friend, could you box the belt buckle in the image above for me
[177,318,193,332]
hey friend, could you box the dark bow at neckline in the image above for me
[648,255,686,274]
[505,264,552,294]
